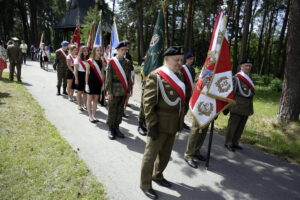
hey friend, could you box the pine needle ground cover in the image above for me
[0,73,107,200]
[215,86,300,164]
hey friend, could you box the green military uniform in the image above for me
[225,75,254,146]
[7,44,22,81]
[140,70,186,190]
[53,49,68,92]
[138,78,146,127]
[106,57,132,127]
[184,120,209,161]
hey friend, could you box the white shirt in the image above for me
[74,58,86,72]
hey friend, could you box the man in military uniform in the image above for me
[181,52,208,168]
[53,41,69,95]
[224,59,255,152]
[140,46,186,200]
[7,37,22,82]
[106,41,132,140]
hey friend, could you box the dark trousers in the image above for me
[138,89,145,124]
[22,53,27,64]
[9,62,21,81]
[57,70,67,89]
[225,113,248,146]
[40,56,43,68]
[31,52,35,61]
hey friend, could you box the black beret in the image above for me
[184,52,194,59]
[239,58,254,65]
[115,41,127,49]
[163,46,184,57]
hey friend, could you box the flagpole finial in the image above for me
[221,0,228,10]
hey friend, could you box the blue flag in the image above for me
[94,22,102,47]
[110,20,119,58]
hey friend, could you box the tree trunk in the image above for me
[239,0,253,63]
[278,0,300,121]
[18,0,29,43]
[28,0,38,45]
[233,0,242,73]
[256,2,268,74]
[184,0,194,53]
[136,0,145,64]
[170,2,177,46]
[247,0,259,54]
[276,0,290,78]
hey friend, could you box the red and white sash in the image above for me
[181,65,194,90]
[67,55,75,65]
[87,59,104,85]
[77,58,86,71]
[109,57,128,92]
[58,49,67,60]
[156,66,186,103]
[236,71,255,91]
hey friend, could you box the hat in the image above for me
[80,42,85,46]
[11,37,19,41]
[163,46,184,57]
[61,41,69,46]
[184,52,194,59]
[115,41,127,49]
[239,58,254,65]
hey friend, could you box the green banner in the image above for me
[143,8,165,77]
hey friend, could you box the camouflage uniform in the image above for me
[106,57,132,126]
[53,49,68,92]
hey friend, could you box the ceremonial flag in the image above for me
[94,22,102,47]
[142,8,164,77]
[190,10,235,128]
[71,24,81,48]
[110,20,119,58]
[87,22,96,51]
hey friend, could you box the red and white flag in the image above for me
[190,10,235,128]
[71,24,81,48]
[87,22,96,51]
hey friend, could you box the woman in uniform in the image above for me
[74,46,89,111]
[85,46,104,123]
[140,46,186,200]
[66,45,78,101]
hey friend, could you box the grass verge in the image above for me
[0,73,107,200]
[215,86,300,164]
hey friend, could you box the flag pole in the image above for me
[110,0,116,57]
[205,120,215,169]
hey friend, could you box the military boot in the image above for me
[108,125,116,140]
[138,121,147,136]
[114,125,125,138]
[56,86,61,95]
[63,87,68,95]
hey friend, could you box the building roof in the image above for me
[54,0,95,30]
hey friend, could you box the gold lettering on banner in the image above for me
[215,76,231,93]
[198,102,214,116]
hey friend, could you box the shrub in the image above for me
[269,78,283,92]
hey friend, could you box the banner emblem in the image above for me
[215,76,230,93]
[198,102,214,116]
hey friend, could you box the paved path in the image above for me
[13,61,300,200]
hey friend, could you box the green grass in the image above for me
[0,73,107,200]
[215,86,300,163]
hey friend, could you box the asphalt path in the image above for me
[9,61,300,200]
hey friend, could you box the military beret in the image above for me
[239,58,254,65]
[185,52,194,59]
[61,41,69,46]
[11,37,19,41]
[163,46,184,57]
[80,42,85,46]
[115,41,127,49]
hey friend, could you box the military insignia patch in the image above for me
[198,102,214,116]
[215,76,231,93]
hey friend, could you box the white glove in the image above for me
[85,84,90,93]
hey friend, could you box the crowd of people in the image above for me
[0,37,255,200]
